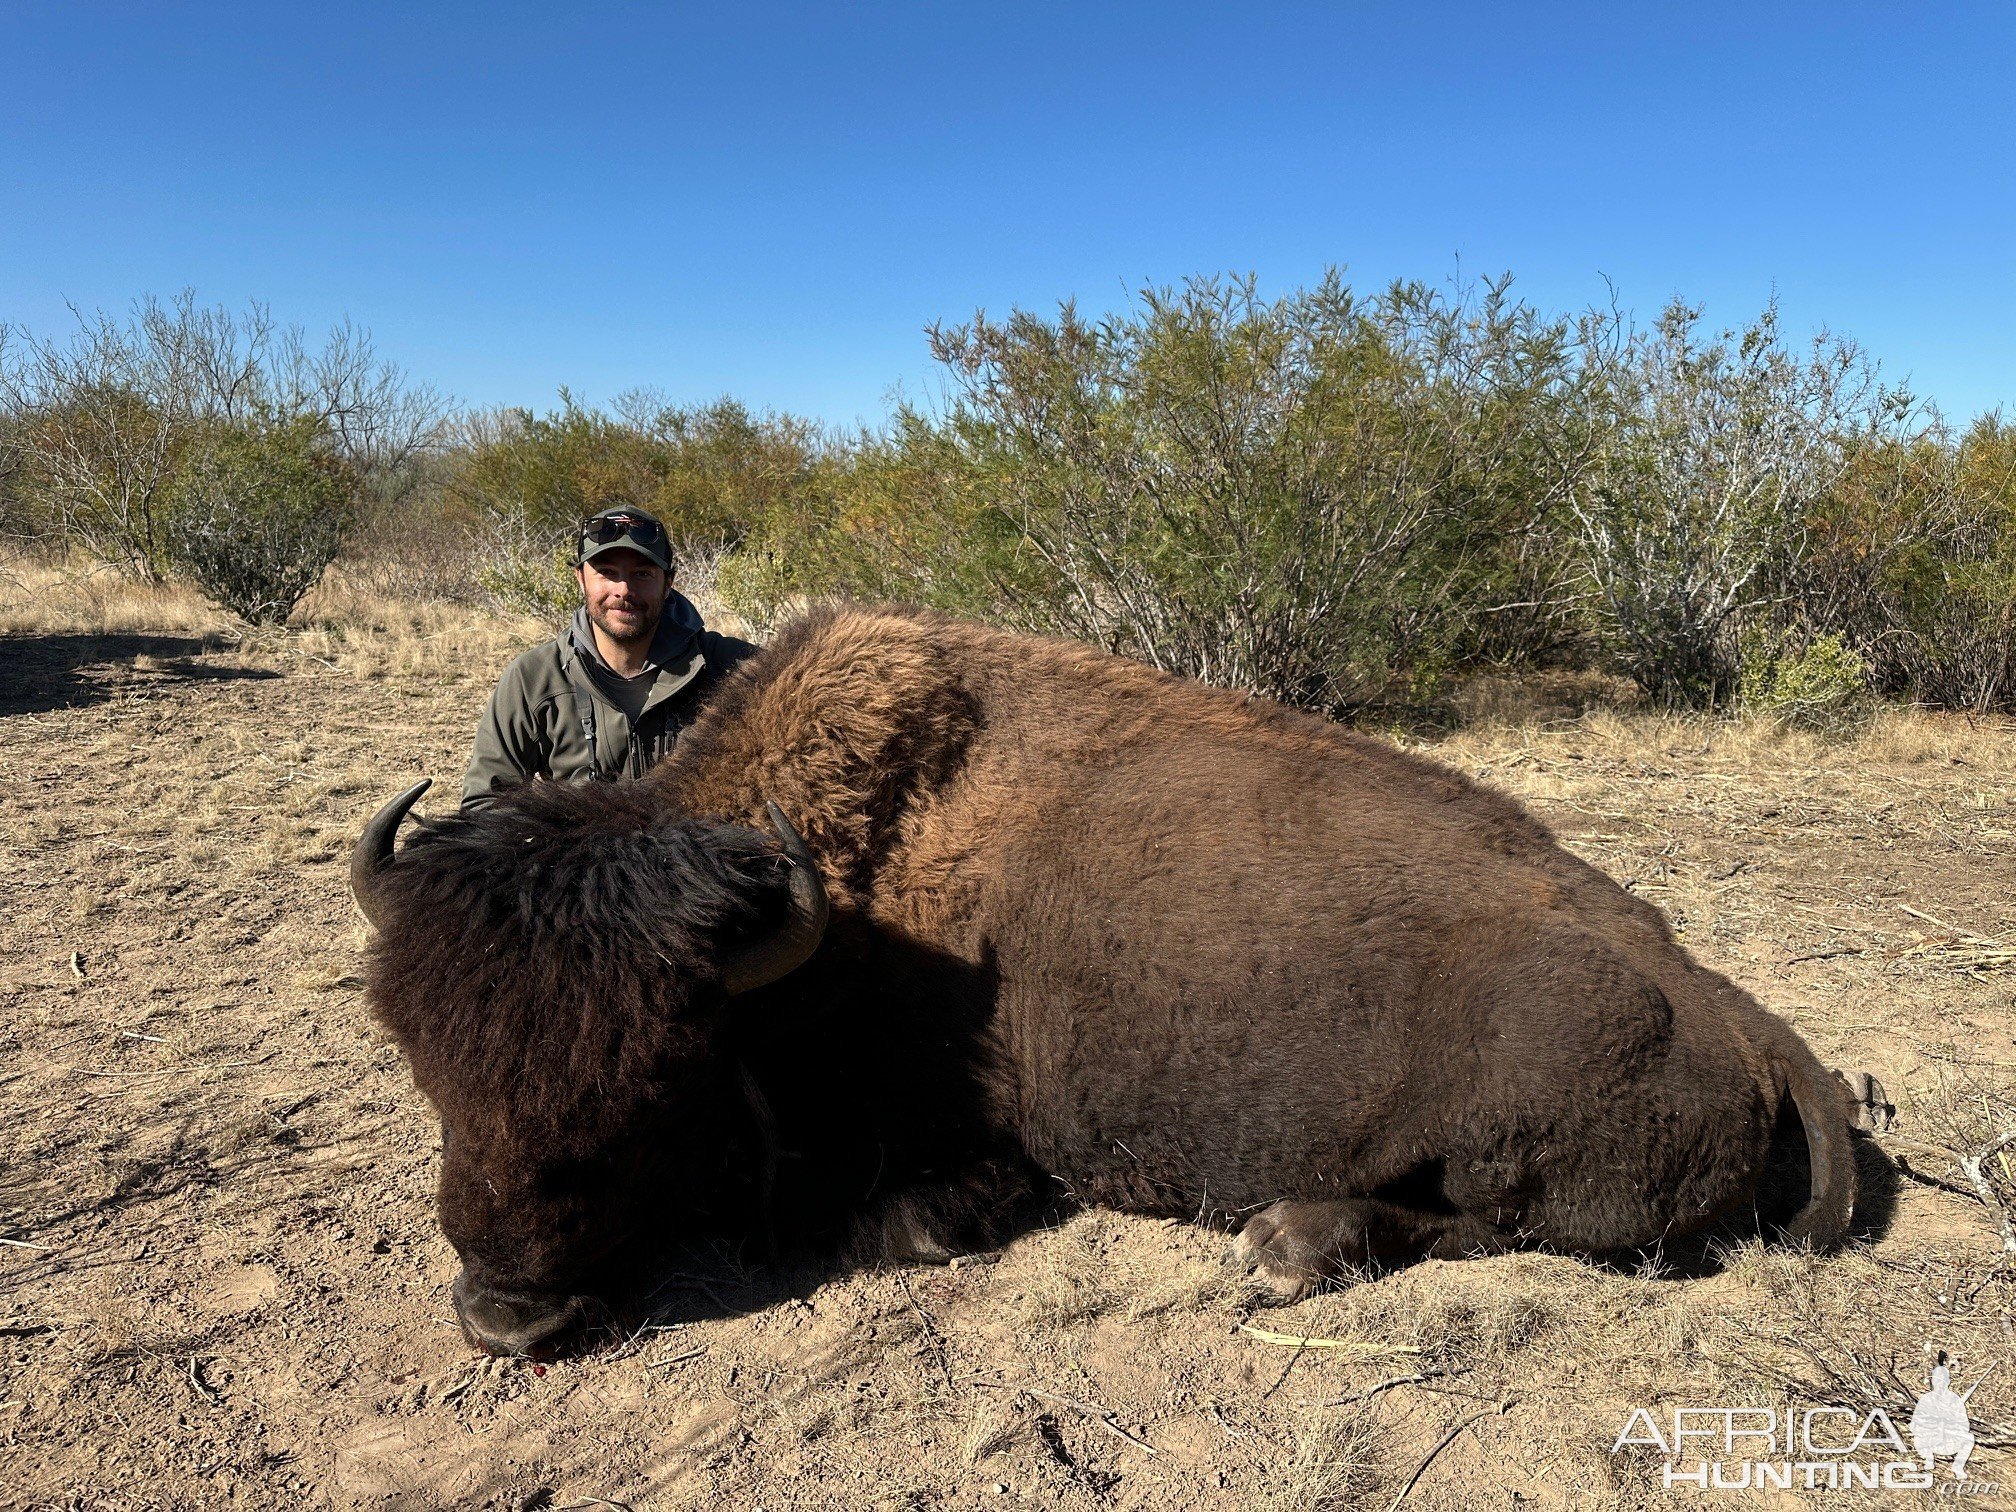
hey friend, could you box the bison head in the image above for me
[350,779,828,1357]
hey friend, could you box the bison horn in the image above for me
[349,780,432,930]
[720,802,832,995]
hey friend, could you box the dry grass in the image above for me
[0,553,223,637]
[1427,692,2016,774]
[0,547,545,681]
[287,576,546,684]
[1267,1409,1385,1512]
[0,546,753,686]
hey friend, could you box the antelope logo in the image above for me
[1908,1362,1991,1481]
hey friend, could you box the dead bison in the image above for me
[352,604,1858,1357]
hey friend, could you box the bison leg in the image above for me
[852,1156,1046,1266]
[1235,1198,1502,1301]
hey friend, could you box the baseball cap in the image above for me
[577,507,673,572]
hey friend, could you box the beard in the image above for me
[588,599,661,646]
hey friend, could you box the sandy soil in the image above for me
[2,618,2013,1510]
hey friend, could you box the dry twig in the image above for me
[1322,1366,1470,1407]
[61,1052,277,1079]
[1237,1323,1422,1356]
[1387,1398,1515,1509]
[896,1271,956,1392]
[643,1346,706,1372]
[967,1376,1158,1457]
[650,1271,732,1312]
[1959,1129,2016,1258]
[185,1355,217,1405]
[1890,905,2016,976]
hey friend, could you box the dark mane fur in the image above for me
[367,779,796,1135]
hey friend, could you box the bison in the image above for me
[351,604,1861,1357]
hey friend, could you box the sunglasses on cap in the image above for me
[578,513,665,549]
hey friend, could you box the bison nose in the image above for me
[452,1271,591,1359]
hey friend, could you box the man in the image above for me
[461,506,758,810]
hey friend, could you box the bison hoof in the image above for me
[1837,1069,1895,1134]
[1234,1202,1330,1303]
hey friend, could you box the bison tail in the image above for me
[1773,1028,1858,1250]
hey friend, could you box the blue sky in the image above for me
[5,2,2011,426]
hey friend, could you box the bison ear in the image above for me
[719,803,831,995]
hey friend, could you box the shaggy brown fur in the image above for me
[361,604,1858,1354]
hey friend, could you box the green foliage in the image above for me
[1568,300,1896,708]
[10,382,185,576]
[476,521,579,621]
[1739,630,1869,730]
[449,394,656,531]
[724,272,1593,713]
[10,277,2015,716]
[1878,417,2016,711]
[450,393,832,549]
[1791,416,2016,711]
[164,416,359,622]
[0,403,31,542]
[0,293,441,579]
[619,391,834,552]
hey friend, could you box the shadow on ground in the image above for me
[504,1134,1911,1363]
[0,632,275,716]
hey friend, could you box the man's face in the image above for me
[576,549,669,646]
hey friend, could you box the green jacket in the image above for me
[460,593,758,810]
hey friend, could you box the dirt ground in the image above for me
[3,572,2014,1510]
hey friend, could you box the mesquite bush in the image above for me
[165,418,358,624]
